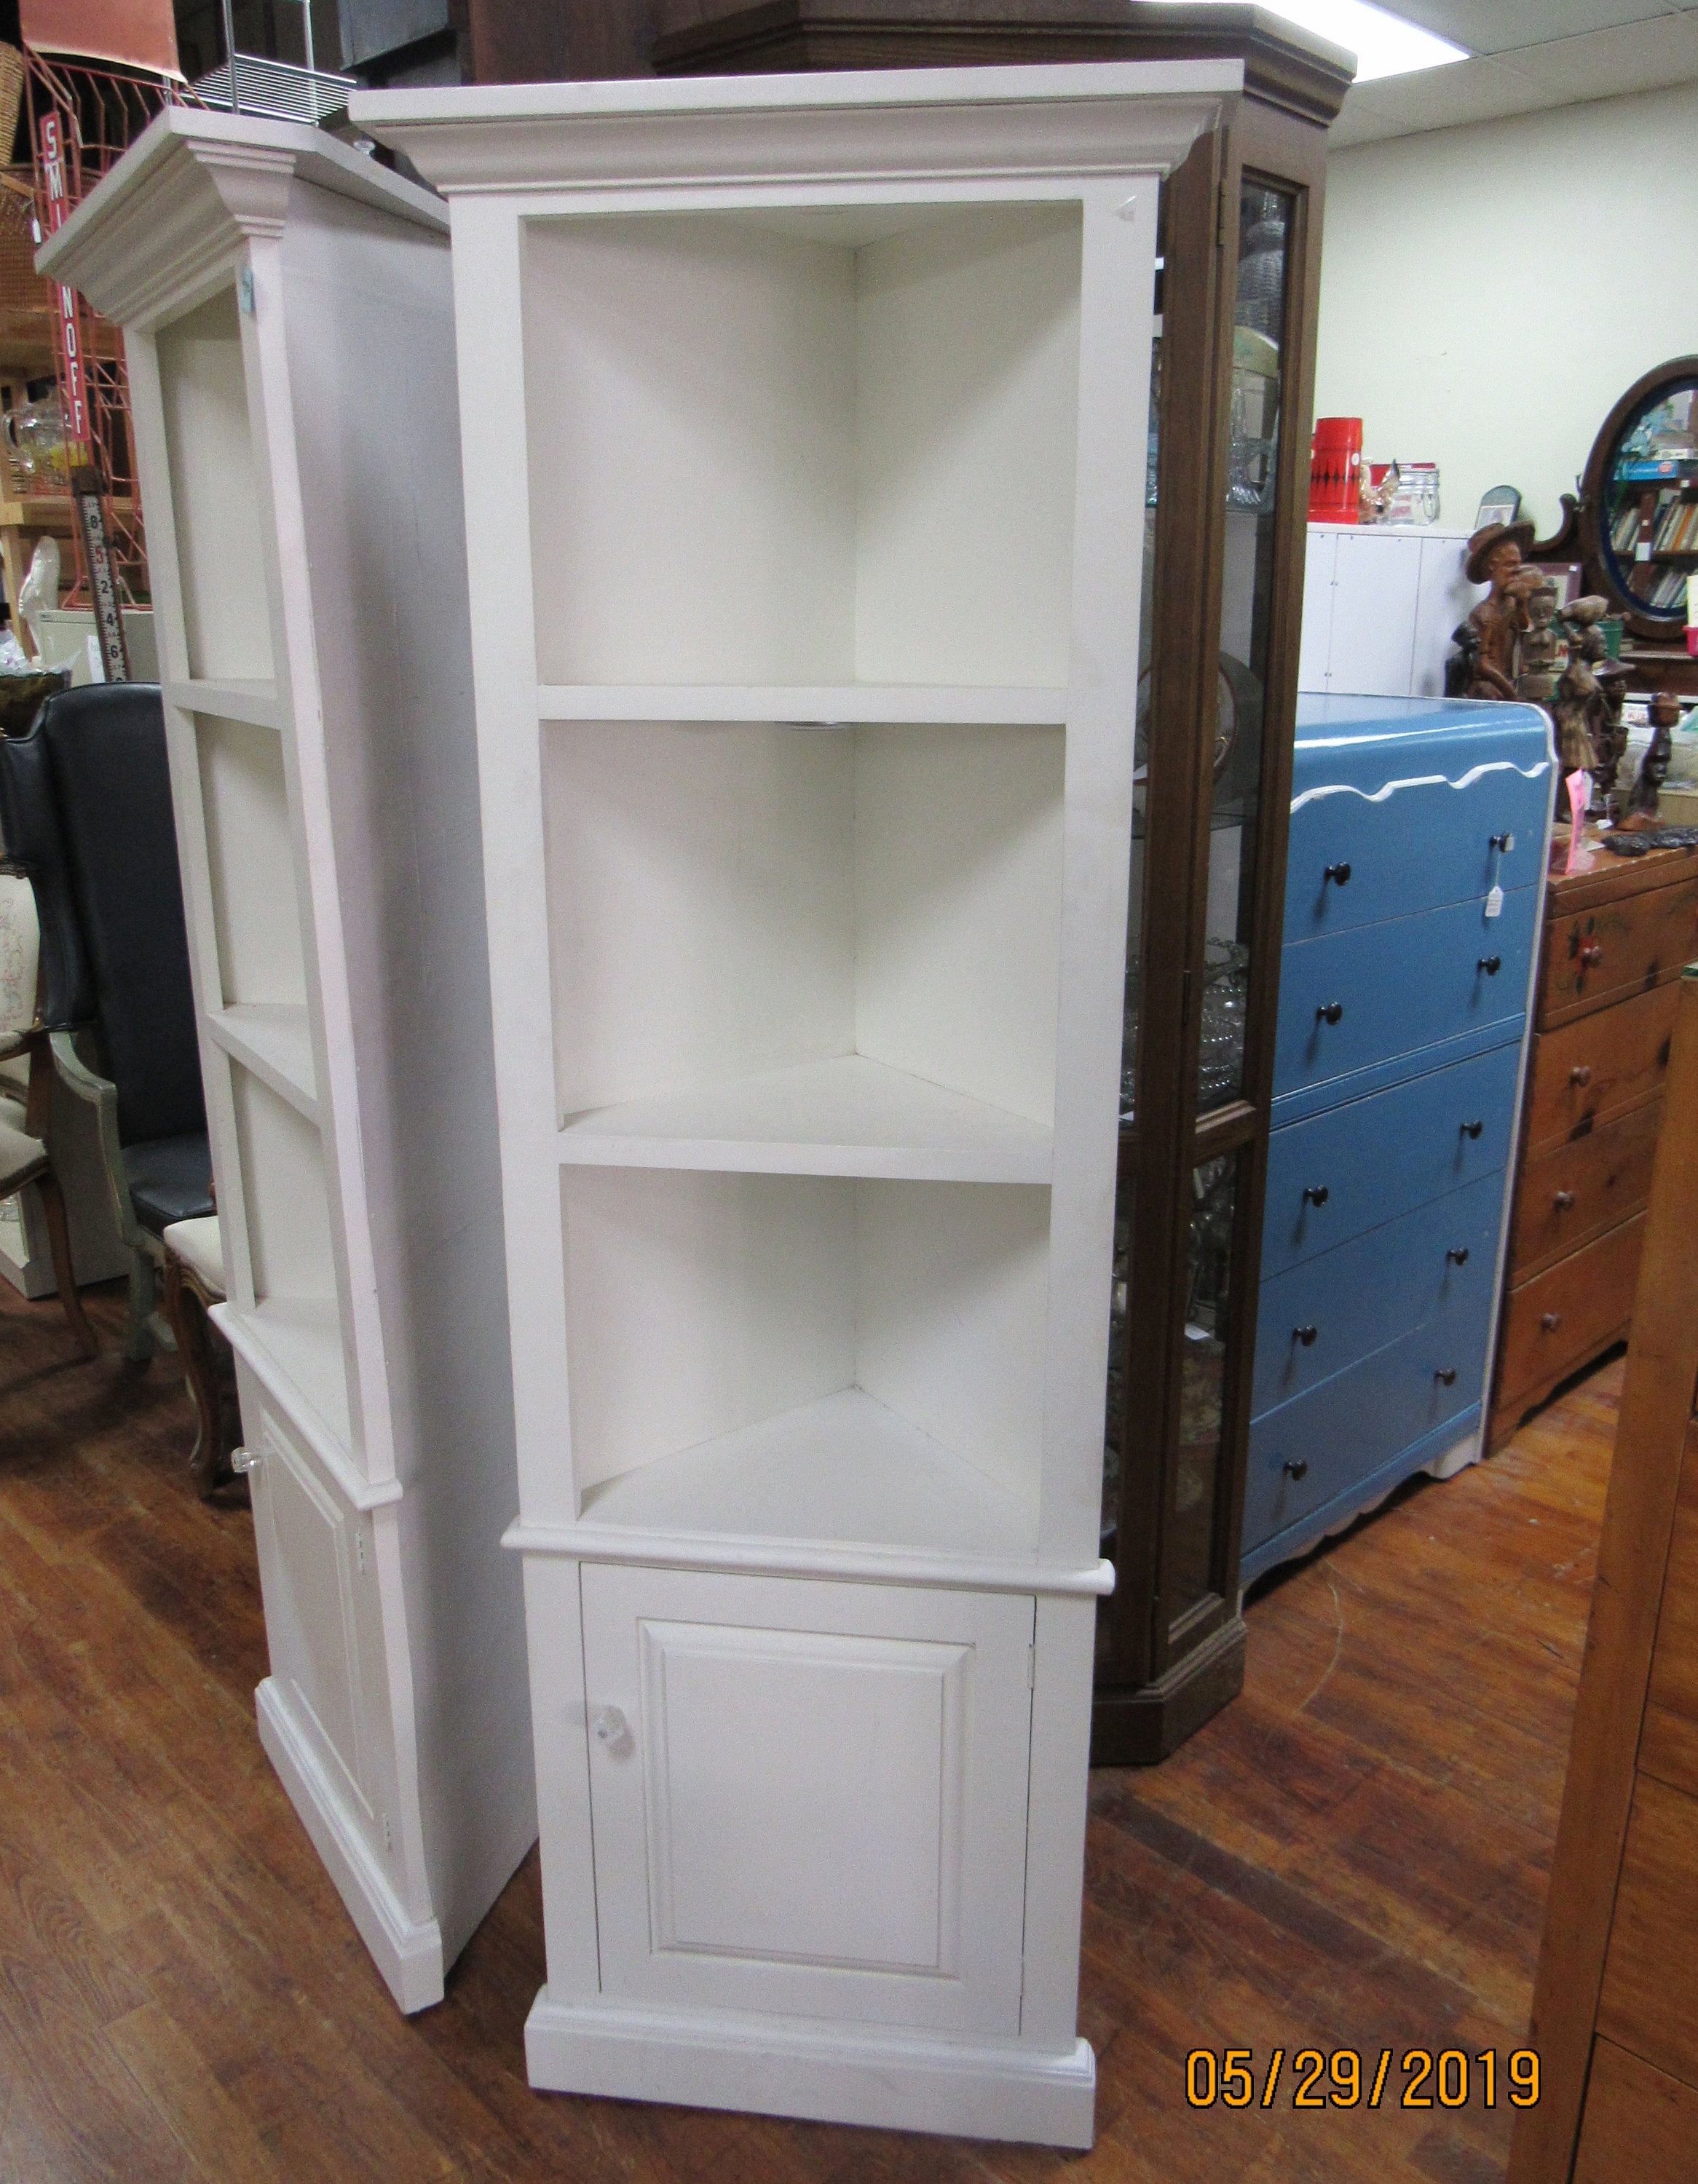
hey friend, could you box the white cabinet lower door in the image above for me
[580,1564,1035,2036]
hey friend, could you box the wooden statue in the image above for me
[1592,660,1631,812]
[1516,574,1563,705]
[1548,596,1614,790]
[1618,691,1678,829]
[1456,521,1539,700]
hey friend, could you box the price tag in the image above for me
[1485,885,1504,919]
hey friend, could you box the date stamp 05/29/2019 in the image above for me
[1185,2048,1542,2112]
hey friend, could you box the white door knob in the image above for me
[591,1706,627,1746]
[230,1446,264,1475]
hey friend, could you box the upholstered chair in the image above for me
[0,684,213,1361]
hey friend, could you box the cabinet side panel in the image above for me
[853,721,1062,1127]
[854,203,1081,687]
[854,1178,1049,1522]
[280,189,535,1960]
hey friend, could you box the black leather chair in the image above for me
[0,683,213,1361]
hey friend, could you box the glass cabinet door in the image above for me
[1096,98,1332,1760]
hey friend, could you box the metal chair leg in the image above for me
[33,1170,98,1358]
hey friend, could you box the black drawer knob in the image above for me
[1316,1001,1344,1025]
[1541,1311,1563,1332]
[1554,1190,1576,1211]
[1293,1324,1319,1347]
[1324,861,1352,886]
[1447,1246,1470,1266]
[1477,954,1502,976]
[1571,1064,1592,1088]
[1303,1183,1330,1207]
[1490,831,1515,852]
[1435,1367,1458,1387]
[1461,1119,1485,1140]
[1282,1459,1309,1481]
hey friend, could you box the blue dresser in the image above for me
[1242,695,1554,1584]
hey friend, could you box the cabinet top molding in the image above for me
[39,107,446,332]
[349,60,1236,198]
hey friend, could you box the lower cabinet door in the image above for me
[580,1563,1034,2036]
[250,1404,373,1829]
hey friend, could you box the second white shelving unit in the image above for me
[44,109,534,2010]
[359,59,1232,2143]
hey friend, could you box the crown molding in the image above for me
[350,60,1237,199]
[39,107,446,331]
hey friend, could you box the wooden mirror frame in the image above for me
[1532,354,1698,643]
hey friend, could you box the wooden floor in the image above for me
[0,1273,1617,2183]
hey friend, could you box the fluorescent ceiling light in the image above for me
[1196,0,1469,82]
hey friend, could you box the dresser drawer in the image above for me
[1274,890,1537,1100]
[1525,982,1678,1155]
[1496,1212,1646,1416]
[1244,1298,1487,1554]
[1263,1040,1522,1275]
[1511,1097,1663,1281]
[1285,757,1549,942]
[1253,1168,1504,1417]
[1541,874,1698,1028]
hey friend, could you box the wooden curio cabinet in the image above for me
[657,3,1353,1760]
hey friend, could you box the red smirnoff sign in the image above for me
[37,112,90,446]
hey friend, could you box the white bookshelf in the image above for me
[44,109,534,2012]
[359,60,1229,2145]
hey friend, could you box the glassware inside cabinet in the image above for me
[1196,179,1294,1115]
[1169,1152,1240,1621]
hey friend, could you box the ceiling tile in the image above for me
[1386,1,1683,55]
[1330,13,1698,145]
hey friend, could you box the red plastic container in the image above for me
[1309,416,1363,523]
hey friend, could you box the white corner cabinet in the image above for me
[354,62,1231,2144]
[1299,522,1484,699]
[42,111,534,2011]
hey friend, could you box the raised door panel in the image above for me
[1573,2038,1698,2184]
[251,1415,371,1824]
[1262,1041,1521,1276]
[1274,891,1536,1100]
[1524,982,1678,1155]
[1510,1097,1662,1281]
[580,1563,1032,2035]
[1541,875,1698,1029]
[1638,1418,1698,1803]
[1597,1772,1698,2090]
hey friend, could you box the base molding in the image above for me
[255,1677,444,2014]
[524,1990,1097,2148]
[1091,1612,1247,1764]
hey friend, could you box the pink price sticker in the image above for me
[1565,772,1590,874]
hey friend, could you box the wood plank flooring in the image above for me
[0,1273,1616,2183]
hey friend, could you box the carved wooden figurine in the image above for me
[1619,690,1679,829]
[1592,659,1631,813]
[1458,521,1539,700]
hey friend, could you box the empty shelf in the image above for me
[578,1386,1038,1565]
[558,1053,1053,1182]
[207,1004,317,1120]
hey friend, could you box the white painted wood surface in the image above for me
[42,108,534,2011]
[357,58,1229,2144]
